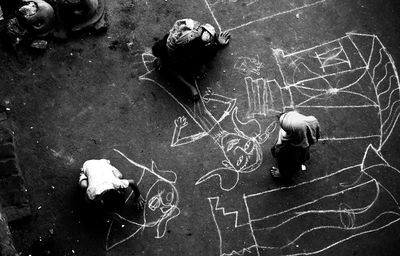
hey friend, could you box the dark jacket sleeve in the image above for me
[152,34,169,59]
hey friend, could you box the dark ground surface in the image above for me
[1,0,400,255]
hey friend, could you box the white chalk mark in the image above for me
[207,144,400,256]
[273,33,400,150]
[210,0,327,33]
[106,149,180,250]
[315,44,351,72]
[138,29,400,255]
[140,54,277,191]
[319,135,381,142]
[234,55,264,76]
[203,0,222,33]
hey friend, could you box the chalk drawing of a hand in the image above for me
[175,116,188,129]
[202,87,215,103]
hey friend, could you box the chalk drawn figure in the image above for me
[106,149,180,250]
[204,0,326,33]
[140,53,277,191]
[207,33,400,255]
[234,55,263,76]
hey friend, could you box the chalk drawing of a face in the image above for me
[139,53,277,192]
[220,133,262,173]
[144,180,179,238]
[105,149,180,250]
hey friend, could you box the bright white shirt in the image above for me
[79,159,129,200]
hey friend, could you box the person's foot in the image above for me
[270,166,281,178]
[195,64,207,79]
[217,31,231,46]
[191,91,200,102]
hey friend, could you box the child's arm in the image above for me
[79,170,88,189]
[127,179,146,210]
[127,179,140,199]
[111,166,123,179]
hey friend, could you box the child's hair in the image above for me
[100,189,126,213]
[276,112,285,120]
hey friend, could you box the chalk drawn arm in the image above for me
[257,121,278,144]
[171,116,207,147]
[203,88,237,115]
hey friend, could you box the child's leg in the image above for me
[171,71,199,100]
[276,145,300,181]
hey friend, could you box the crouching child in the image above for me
[79,159,145,214]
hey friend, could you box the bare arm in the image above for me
[111,166,123,179]
[79,171,88,189]
[127,179,140,199]
[79,179,88,189]
[127,179,146,210]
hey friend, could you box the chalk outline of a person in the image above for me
[140,52,277,191]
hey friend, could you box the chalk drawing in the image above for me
[209,144,400,256]
[244,77,285,118]
[234,55,264,76]
[139,53,277,191]
[315,44,351,72]
[204,0,326,33]
[206,33,400,255]
[106,149,180,250]
[233,33,400,147]
[272,33,400,149]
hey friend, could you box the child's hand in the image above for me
[154,58,163,71]
[195,65,207,80]
[217,31,231,46]
[135,195,146,210]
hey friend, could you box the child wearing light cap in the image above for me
[270,111,320,181]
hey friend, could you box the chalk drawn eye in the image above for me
[166,191,174,204]
[237,155,244,166]
[227,139,240,152]
[148,196,161,211]
[244,140,252,151]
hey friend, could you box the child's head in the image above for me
[100,189,125,213]
[200,24,216,43]
[201,30,211,42]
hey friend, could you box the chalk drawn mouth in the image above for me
[238,144,261,173]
